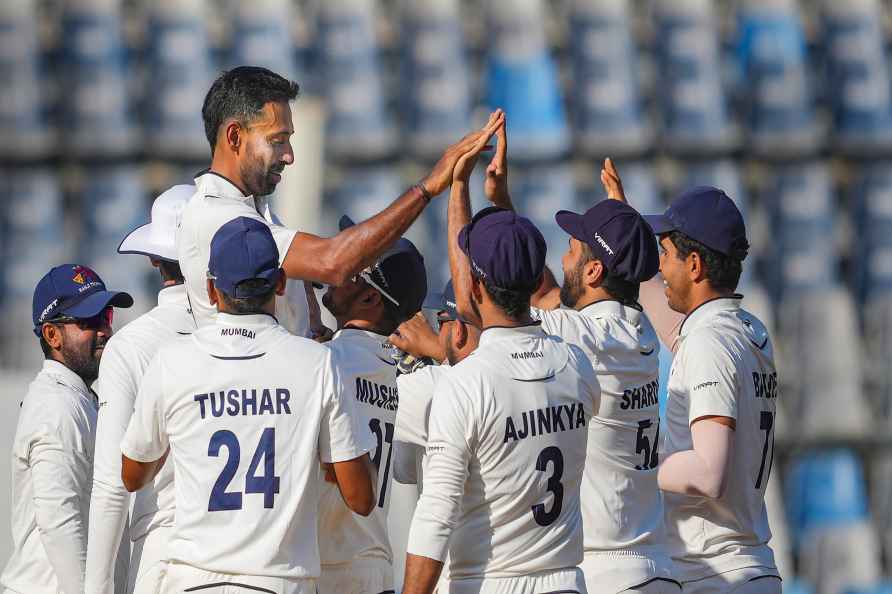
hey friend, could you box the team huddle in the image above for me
[2,67,781,594]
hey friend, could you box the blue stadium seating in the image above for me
[652,0,738,154]
[736,1,822,157]
[569,0,651,157]
[852,163,892,301]
[316,0,396,160]
[0,3,53,159]
[145,2,213,159]
[822,2,892,155]
[59,2,137,157]
[400,0,472,161]
[231,0,299,80]
[485,0,569,161]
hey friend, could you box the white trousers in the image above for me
[620,579,683,594]
[682,568,781,594]
[439,567,586,594]
[129,525,173,594]
[160,563,317,594]
[318,558,394,594]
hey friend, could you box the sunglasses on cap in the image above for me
[351,267,400,308]
[45,307,114,332]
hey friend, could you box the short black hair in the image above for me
[482,276,534,320]
[158,260,184,284]
[217,279,277,315]
[202,66,299,152]
[579,242,640,305]
[667,230,743,292]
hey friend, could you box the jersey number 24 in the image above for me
[207,428,280,511]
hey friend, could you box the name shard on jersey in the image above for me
[193,388,292,418]
[620,379,660,410]
[503,403,587,443]
[355,377,399,411]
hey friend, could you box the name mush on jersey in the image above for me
[355,377,398,411]
[194,388,292,418]
[504,403,587,443]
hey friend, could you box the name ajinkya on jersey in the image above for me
[503,403,587,443]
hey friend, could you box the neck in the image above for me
[209,153,250,196]
[684,287,735,316]
[340,318,390,336]
[479,305,535,330]
[49,355,94,386]
[573,286,613,311]
[161,279,183,288]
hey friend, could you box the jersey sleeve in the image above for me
[406,373,476,562]
[120,354,169,463]
[394,366,441,447]
[318,354,375,464]
[530,306,568,337]
[683,333,740,423]
[569,343,602,417]
[87,340,138,594]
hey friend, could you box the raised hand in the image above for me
[388,312,446,362]
[601,157,628,203]
[421,110,504,196]
[453,110,504,185]
[484,118,511,209]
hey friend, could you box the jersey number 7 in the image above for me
[207,428,281,511]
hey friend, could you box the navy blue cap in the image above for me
[423,280,459,321]
[555,200,659,283]
[644,186,750,259]
[457,207,547,291]
[339,215,428,321]
[208,217,283,298]
[32,264,133,336]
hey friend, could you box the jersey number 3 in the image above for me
[208,428,281,511]
[531,446,564,527]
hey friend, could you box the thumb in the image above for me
[388,332,408,350]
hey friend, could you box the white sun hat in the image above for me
[118,184,194,262]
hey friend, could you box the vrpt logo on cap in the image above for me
[594,233,614,256]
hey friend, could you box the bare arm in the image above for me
[658,416,735,498]
[282,116,505,287]
[331,455,375,516]
[402,553,444,594]
[531,266,561,309]
[121,451,167,493]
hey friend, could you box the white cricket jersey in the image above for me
[318,329,397,574]
[177,171,310,335]
[407,324,601,591]
[394,365,447,449]
[86,284,194,594]
[532,301,675,590]
[120,313,372,578]
[662,296,778,582]
[1,360,98,594]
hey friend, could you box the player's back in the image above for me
[154,312,335,578]
[663,298,778,579]
[417,325,600,582]
[318,329,397,567]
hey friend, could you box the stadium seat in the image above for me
[59,0,137,157]
[608,160,663,215]
[568,0,652,157]
[852,163,892,302]
[0,1,53,159]
[231,0,299,80]
[822,0,892,155]
[776,289,870,438]
[862,293,892,424]
[870,453,892,571]
[484,0,570,161]
[400,0,472,161]
[78,165,152,323]
[842,585,892,594]
[316,0,396,160]
[736,0,822,157]
[145,0,213,159]
[652,0,738,154]
[1,169,67,370]
[798,521,882,594]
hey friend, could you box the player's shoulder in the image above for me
[397,364,445,394]
[683,307,771,354]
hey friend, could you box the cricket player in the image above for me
[480,123,679,593]
[317,216,428,594]
[86,185,196,594]
[403,137,601,593]
[2,265,133,594]
[644,187,781,593]
[179,66,503,333]
[120,217,375,594]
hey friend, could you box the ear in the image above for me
[224,120,242,153]
[207,279,219,306]
[470,276,484,303]
[688,251,705,282]
[453,320,468,349]
[583,259,605,287]
[359,287,381,310]
[41,323,62,350]
[274,272,286,296]
[150,258,160,269]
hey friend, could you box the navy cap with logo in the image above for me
[644,186,750,260]
[457,207,547,291]
[208,217,283,298]
[423,280,459,321]
[32,264,134,336]
[555,200,659,283]
[339,215,428,321]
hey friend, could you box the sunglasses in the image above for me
[351,269,400,307]
[47,307,114,331]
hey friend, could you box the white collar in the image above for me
[157,283,188,307]
[478,322,545,347]
[215,312,279,329]
[41,359,91,396]
[679,295,743,338]
[578,299,642,323]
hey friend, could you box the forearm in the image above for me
[658,419,733,498]
[85,479,130,594]
[447,180,479,325]
[402,553,444,594]
[531,266,560,309]
[282,185,429,285]
[639,276,683,353]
